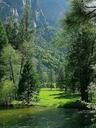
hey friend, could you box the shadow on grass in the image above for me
[59,100,89,110]
[50,92,80,99]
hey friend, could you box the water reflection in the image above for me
[0,108,96,128]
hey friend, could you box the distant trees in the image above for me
[56,65,65,90]
[48,68,55,89]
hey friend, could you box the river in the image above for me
[0,107,96,128]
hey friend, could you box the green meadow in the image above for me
[36,88,79,107]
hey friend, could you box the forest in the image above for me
[1,0,96,128]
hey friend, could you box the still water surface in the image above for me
[0,107,96,128]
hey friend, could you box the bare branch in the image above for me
[85,6,96,8]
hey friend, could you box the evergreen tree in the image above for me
[18,60,38,104]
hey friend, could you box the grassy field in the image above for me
[36,88,80,108]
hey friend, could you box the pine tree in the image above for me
[18,60,38,104]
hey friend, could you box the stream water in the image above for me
[0,107,96,128]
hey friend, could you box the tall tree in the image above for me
[62,0,96,102]
[18,60,38,104]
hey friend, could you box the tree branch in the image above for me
[85,6,96,8]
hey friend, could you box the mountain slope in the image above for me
[0,0,68,25]
[0,0,68,41]
[39,0,68,25]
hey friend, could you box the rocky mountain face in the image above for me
[0,0,68,25]
[0,0,68,40]
[0,0,22,20]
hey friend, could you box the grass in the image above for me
[35,88,80,108]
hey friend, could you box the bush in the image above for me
[0,80,15,106]
[88,82,96,102]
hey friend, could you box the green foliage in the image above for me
[5,18,19,49]
[18,60,38,104]
[5,18,33,50]
[1,44,21,86]
[0,80,15,105]
[0,0,66,106]
[60,0,96,102]
[0,21,8,80]
[63,0,87,28]
[0,21,8,50]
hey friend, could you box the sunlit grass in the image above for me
[36,88,79,107]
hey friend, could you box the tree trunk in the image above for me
[80,85,88,102]
[80,70,89,102]
[9,57,15,85]
[9,56,17,99]
[19,56,24,82]
[80,66,90,102]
